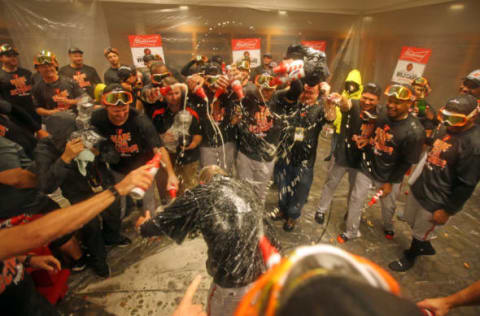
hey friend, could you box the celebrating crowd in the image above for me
[0,40,480,316]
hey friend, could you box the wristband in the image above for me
[24,254,33,268]
[107,186,121,199]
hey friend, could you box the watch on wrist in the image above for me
[107,186,121,199]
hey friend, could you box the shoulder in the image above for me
[91,108,108,126]
[58,65,70,73]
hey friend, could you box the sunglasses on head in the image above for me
[102,90,133,106]
[438,106,478,127]
[384,84,412,101]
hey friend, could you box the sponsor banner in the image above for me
[392,46,432,85]
[128,34,166,67]
[232,38,261,68]
[301,40,326,52]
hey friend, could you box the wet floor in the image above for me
[57,134,480,315]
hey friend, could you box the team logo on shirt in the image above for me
[9,74,31,96]
[211,100,225,122]
[52,89,70,109]
[0,124,8,136]
[372,125,394,155]
[110,129,139,155]
[73,71,91,88]
[352,123,375,148]
[0,258,24,294]
[427,137,451,169]
[249,106,273,135]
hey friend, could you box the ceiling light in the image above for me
[449,3,464,10]
[363,16,373,22]
[179,5,189,10]
[278,10,287,15]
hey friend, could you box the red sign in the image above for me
[128,34,163,48]
[301,41,326,52]
[398,46,432,64]
[232,38,261,51]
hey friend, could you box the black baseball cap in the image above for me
[363,82,382,98]
[445,94,478,115]
[117,65,136,82]
[68,47,83,54]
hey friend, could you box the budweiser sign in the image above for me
[399,46,432,64]
[301,40,326,52]
[232,38,261,51]
[128,34,162,48]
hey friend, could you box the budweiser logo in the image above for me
[402,48,429,63]
[235,39,258,50]
[133,36,159,46]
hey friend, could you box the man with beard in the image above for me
[389,94,480,271]
[314,83,382,225]
[337,84,424,243]
[59,47,102,99]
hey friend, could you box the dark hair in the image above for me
[363,82,382,98]
[286,44,305,60]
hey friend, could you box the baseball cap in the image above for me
[263,52,273,58]
[117,65,136,82]
[68,47,83,54]
[363,82,382,98]
[104,47,119,57]
[465,69,480,86]
[445,94,478,115]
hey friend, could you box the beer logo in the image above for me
[403,48,430,63]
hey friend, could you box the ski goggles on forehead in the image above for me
[438,106,478,127]
[0,45,18,56]
[384,85,412,101]
[235,245,400,316]
[102,90,133,106]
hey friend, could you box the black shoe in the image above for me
[324,155,332,162]
[389,256,415,272]
[269,208,285,221]
[71,256,87,272]
[283,218,296,232]
[314,212,325,225]
[105,235,132,248]
[91,261,111,278]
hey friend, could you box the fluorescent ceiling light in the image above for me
[449,3,464,10]
[278,10,287,15]
[179,5,189,10]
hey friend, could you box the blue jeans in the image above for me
[277,160,314,220]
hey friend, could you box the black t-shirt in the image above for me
[32,76,83,111]
[361,111,425,183]
[0,136,49,218]
[152,103,202,165]
[334,99,373,169]
[190,88,237,148]
[0,115,37,159]
[104,67,121,85]
[59,64,101,98]
[140,176,277,288]
[412,125,480,215]
[286,101,328,168]
[91,108,163,174]
[237,101,282,162]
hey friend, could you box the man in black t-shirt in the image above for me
[32,50,83,119]
[59,47,101,98]
[103,47,122,85]
[337,84,425,243]
[0,44,47,137]
[314,83,382,225]
[250,53,273,82]
[91,84,178,214]
[236,79,280,203]
[389,94,480,272]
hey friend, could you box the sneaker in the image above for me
[105,235,132,248]
[269,208,285,221]
[283,218,296,232]
[388,257,414,272]
[337,233,349,244]
[91,261,111,278]
[71,256,87,272]
[314,211,325,225]
[384,230,395,240]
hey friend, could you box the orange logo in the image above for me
[52,89,70,109]
[73,71,91,88]
[0,124,7,136]
[352,123,374,148]
[427,137,451,169]
[9,74,31,96]
[110,129,139,155]
[249,106,273,135]
[372,125,394,155]
[0,258,23,294]
[211,100,225,123]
